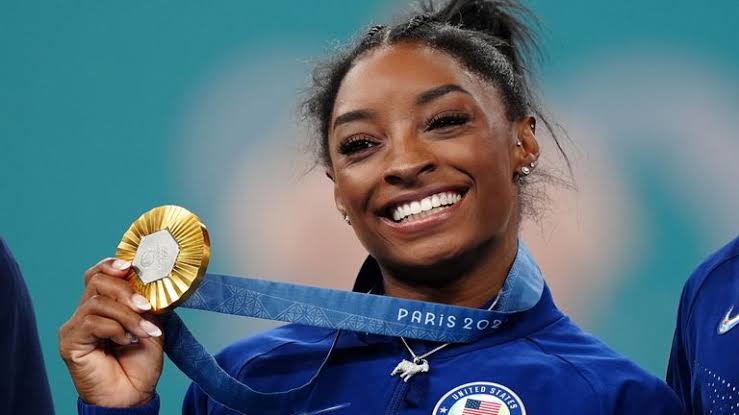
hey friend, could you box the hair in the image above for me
[300,0,572,219]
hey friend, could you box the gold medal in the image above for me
[115,205,210,312]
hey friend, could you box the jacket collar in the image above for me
[352,239,544,314]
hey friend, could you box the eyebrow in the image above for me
[415,84,471,105]
[333,109,376,131]
[332,84,471,131]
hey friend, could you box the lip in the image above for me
[378,186,468,234]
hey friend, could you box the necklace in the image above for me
[390,292,502,382]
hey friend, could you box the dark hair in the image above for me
[301,0,572,217]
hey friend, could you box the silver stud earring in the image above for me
[530,161,536,168]
[515,141,522,147]
[343,214,351,225]
[521,166,531,175]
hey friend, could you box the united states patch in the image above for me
[461,398,501,415]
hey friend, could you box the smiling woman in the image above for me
[60,1,685,414]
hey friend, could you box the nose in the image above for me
[383,132,437,186]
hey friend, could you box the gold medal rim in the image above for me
[115,205,210,313]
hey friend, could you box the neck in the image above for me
[379,231,519,308]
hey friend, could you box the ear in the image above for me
[513,116,540,172]
[325,169,335,183]
[326,168,348,216]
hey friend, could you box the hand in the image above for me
[59,258,164,407]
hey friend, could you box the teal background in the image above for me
[1,1,737,413]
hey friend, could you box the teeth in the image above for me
[431,194,440,207]
[390,191,463,223]
[392,209,402,221]
[421,198,432,211]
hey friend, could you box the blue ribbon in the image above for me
[162,242,544,414]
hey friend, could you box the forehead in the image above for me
[333,42,492,114]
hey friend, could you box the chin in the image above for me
[387,239,471,274]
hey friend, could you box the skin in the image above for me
[328,42,539,307]
[59,41,539,408]
[59,258,164,407]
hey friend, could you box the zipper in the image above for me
[384,378,409,415]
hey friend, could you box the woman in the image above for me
[60,1,684,414]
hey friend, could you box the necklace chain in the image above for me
[399,292,502,363]
[401,337,449,363]
[370,286,504,381]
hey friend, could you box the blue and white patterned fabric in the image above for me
[668,236,739,415]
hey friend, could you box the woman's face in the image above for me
[328,42,537,278]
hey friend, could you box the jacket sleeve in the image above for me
[0,238,55,415]
[183,383,211,415]
[77,395,160,415]
[611,377,686,415]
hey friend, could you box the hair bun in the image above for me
[425,0,537,69]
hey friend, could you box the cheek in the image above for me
[447,133,513,182]
[448,136,517,214]
[335,165,377,214]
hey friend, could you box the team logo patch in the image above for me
[432,381,526,415]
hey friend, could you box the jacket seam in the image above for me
[524,335,604,415]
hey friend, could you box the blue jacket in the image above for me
[667,236,739,414]
[0,238,55,415]
[80,253,683,415]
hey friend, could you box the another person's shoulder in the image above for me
[213,323,337,375]
[0,237,21,286]
[0,237,32,318]
[529,317,683,413]
[680,236,739,310]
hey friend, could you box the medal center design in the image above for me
[133,229,180,284]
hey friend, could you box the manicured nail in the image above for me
[112,259,131,270]
[140,320,162,337]
[126,332,139,344]
[131,294,151,311]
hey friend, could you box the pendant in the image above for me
[390,358,429,382]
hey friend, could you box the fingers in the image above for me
[84,257,132,285]
[79,295,161,339]
[77,315,135,346]
[60,294,163,361]
[65,254,161,352]
[82,262,151,313]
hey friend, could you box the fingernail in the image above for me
[112,259,131,270]
[140,320,162,337]
[131,294,151,311]
[126,332,139,344]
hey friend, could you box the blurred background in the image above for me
[1,0,737,412]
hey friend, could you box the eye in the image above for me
[426,112,471,131]
[338,135,379,155]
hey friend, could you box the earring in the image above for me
[530,161,536,168]
[515,141,522,147]
[521,166,531,175]
[343,214,351,225]
[529,122,535,131]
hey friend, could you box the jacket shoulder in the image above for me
[213,324,336,376]
[680,236,739,316]
[528,317,684,414]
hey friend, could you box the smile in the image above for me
[390,191,464,223]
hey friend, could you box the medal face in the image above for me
[133,229,180,284]
[116,205,210,312]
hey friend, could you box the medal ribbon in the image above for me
[160,242,544,414]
